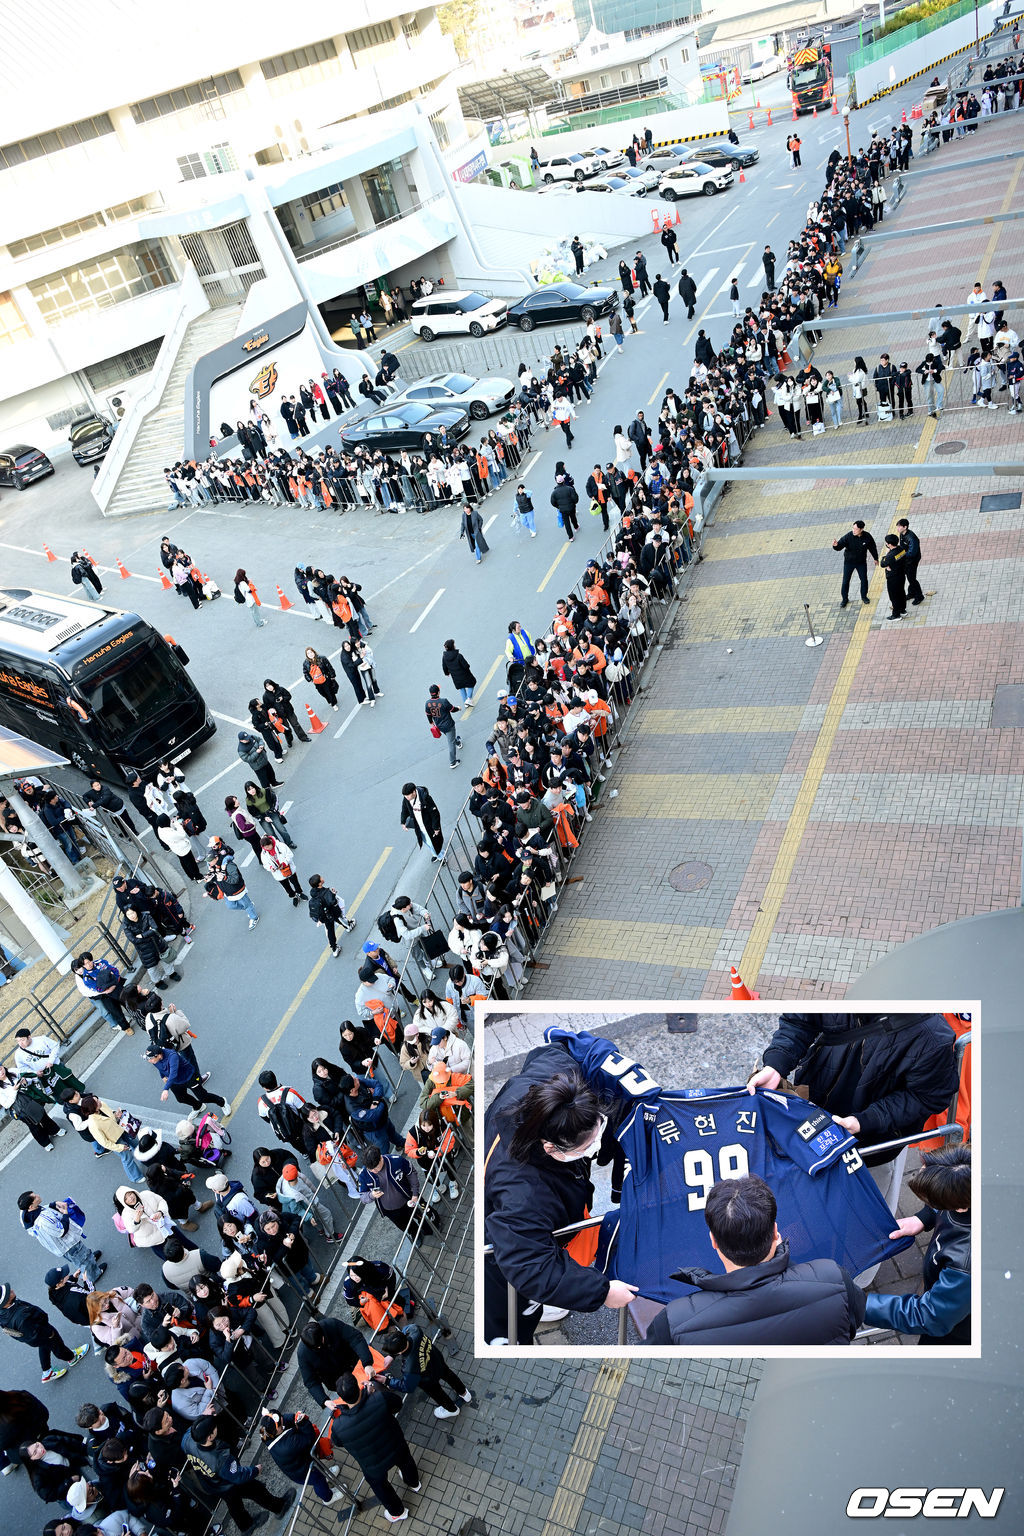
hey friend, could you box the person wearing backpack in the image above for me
[256,1073,307,1155]
[308,873,357,956]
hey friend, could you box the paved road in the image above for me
[0,68,938,1532]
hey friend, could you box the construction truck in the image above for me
[787,37,834,115]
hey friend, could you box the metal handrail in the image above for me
[294,192,450,263]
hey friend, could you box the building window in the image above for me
[301,182,348,221]
[84,338,163,389]
[599,73,611,88]
[621,69,631,82]
[681,47,689,63]
[659,57,669,71]
[369,91,414,114]
[348,22,395,52]
[29,242,175,324]
[6,198,158,260]
[260,38,338,79]
[0,291,32,347]
[221,221,261,269]
[177,152,206,181]
[177,144,238,181]
[0,114,115,170]
[130,74,244,124]
[402,17,419,42]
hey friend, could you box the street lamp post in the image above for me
[842,104,852,162]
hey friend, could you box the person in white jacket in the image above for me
[426,1022,473,1077]
[113,1186,179,1253]
[259,836,306,907]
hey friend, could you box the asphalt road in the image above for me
[0,67,934,1530]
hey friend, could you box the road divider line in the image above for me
[409,587,445,633]
[211,711,249,727]
[464,651,504,713]
[693,266,720,297]
[334,701,363,739]
[523,450,542,476]
[538,539,571,594]
[483,512,499,533]
[229,845,393,1115]
[647,370,670,407]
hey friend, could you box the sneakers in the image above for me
[322,1488,346,1506]
[343,918,357,931]
[406,1483,422,1493]
[220,1101,233,1117]
[384,1509,409,1522]
[71,1344,89,1363]
[331,946,342,958]
[455,737,463,748]
[55,1126,67,1137]
[460,1387,473,1403]
[448,1180,460,1199]
[434,1405,460,1419]
[249,916,259,929]
[450,760,461,769]
[41,1367,67,1383]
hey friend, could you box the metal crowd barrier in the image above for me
[483,1123,965,1346]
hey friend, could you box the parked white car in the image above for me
[410,291,508,341]
[580,175,647,197]
[743,54,783,83]
[534,151,599,183]
[657,162,734,199]
[581,144,626,172]
[390,371,515,419]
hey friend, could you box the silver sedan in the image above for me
[390,371,516,420]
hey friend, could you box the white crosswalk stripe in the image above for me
[694,266,720,297]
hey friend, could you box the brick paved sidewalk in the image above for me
[525,112,1024,1002]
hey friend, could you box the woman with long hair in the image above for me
[233,568,267,628]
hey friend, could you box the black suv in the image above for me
[0,444,54,489]
[68,414,115,465]
[678,143,759,171]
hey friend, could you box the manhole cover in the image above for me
[934,440,967,455]
[669,860,713,891]
[980,492,1022,513]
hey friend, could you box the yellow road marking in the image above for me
[538,538,572,593]
[647,369,670,407]
[978,160,1022,280]
[550,919,723,968]
[228,845,393,1114]
[462,651,504,712]
[540,1361,628,1536]
[738,416,938,986]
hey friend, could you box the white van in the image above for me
[410,291,508,342]
[743,54,783,83]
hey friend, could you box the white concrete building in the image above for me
[0,0,500,465]
[550,24,703,112]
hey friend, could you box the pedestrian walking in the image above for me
[260,835,307,906]
[182,1416,294,1531]
[459,501,489,563]
[627,411,652,469]
[762,245,776,289]
[551,469,579,542]
[832,520,879,606]
[896,517,925,605]
[441,639,476,702]
[0,1284,89,1383]
[382,1324,472,1419]
[660,223,679,264]
[585,464,611,532]
[618,259,634,295]
[609,309,625,349]
[233,569,266,628]
[677,268,697,319]
[401,783,444,860]
[550,394,576,448]
[302,647,340,712]
[329,1374,421,1524]
[652,273,671,324]
[514,484,537,534]
[880,533,907,619]
[308,874,357,957]
[848,355,869,423]
[729,276,740,316]
[633,251,651,297]
[17,1193,106,1285]
[425,685,462,768]
[70,551,102,600]
[236,729,282,790]
[145,1046,230,1113]
[62,1090,144,1179]
[790,133,802,167]
[204,849,260,929]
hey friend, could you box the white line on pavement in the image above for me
[196,759,242,794]
[241,850,255,868]
[692,243,750,255]
[694,267,720,297]
[483,513,499,533]
[409,587,445,634]
[211,711,249,727]
[334,701,363,739]
[687,203,739,258]
[281,801,293,813]
[522,451,542,475]
[0,1029,125,1173]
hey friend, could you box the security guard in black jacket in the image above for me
[646,1175,864,1346]
[880,533,908,619]
[832,520,879,606]
[298,1317,373,1407]
[483,1038,637,1345]
[896,517,924,604]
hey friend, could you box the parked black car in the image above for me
[678,142,759,171]
[68,413,115,465]
[507,281,619,332]
[339,401,470,452]
[0,444,54,489]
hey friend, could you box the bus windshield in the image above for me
[76,643,183,746]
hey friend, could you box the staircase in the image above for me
[102,303,243,519]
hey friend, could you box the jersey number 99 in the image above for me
[683,1144,750,1211]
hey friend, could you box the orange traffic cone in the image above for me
[275,584,293,610]
[813,105,818,118]
[748,112,754,130]
[767,108,772,125]
[159,569,172,590]
[43,543,57,562]
[730,965,760,1000]
[674,207,682,226]
[116,557,131,579]
[739,170,746,183]
[831,96,839,115]
[82,550,96,567]
[306,702,327,735]
[901,107,907,124]
[792,104,797,120]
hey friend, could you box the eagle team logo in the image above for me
[249,362,278,401]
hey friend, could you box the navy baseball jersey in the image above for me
[545,1027,914,1304]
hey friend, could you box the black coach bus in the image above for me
[0,587,215,780]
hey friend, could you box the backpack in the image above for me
[193,1113,232,1165]
[233,586,246,604]
[92,962,121,990]
[377,910,400,944]
[264,1093,306,1148]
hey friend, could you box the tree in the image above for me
[438,0,482,61]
